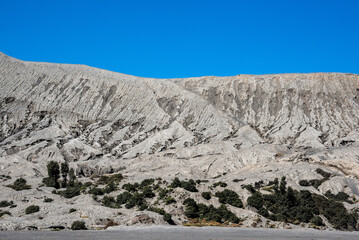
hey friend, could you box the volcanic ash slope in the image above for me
[1,52,359,230]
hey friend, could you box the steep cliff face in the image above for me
[1,52,359,230]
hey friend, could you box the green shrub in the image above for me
[215,189,243,208]
[163,213,175,225]
[299,180,310,186]
[88,187,105,196]
[123,193,145,209]
[0,201,13,208]
[325,191,352,203]
[212,182,227,188]
[43,161,60,188]
[140,178,155,187]
[117,192,132,205]
[309,179,325,189]
[246,177,358,230]
[243,184,256,193]
[6,178,31,191]
[164,196,176,205]
[60,162,69,187]
[103,181,117,194]
[147,207,166,215]
[122,183,139,192]
[71,221,87,230]
[170,177,182,188]
[247,192,264,210]
[44,197,53,202]
[201,192,211,200]
[181,179,198,192]
[316,168,331,179]
[142,187,155,198]
[0,210,11,217]
[97,173,123,185]
[159,188,169,199]
[69,208,76,213]
[59,184,81,198]
[310,216,324,226]
[25,205,40,214]
[254,180,264,189]
[102,196,119,208]
[183,198,240,223]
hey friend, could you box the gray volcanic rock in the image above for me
[1,52,359,230]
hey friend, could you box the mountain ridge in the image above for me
[1,52,359,230]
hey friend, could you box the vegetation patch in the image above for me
[215,189,243,208]
[25,205,40,214]
[169,178,198,192]
[71,220,87,230]
[247,177,358,230]
[44,197,54,202]
[6,178,31,191]
[0,200,13,208]
[201,192,211,200]
[0,210,11,217]
[183,198,240,224]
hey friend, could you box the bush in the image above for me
[201,192,211,200]
[159,188,169,199]
[44,197,53,202]
[147,207,166,215]
[43,161,60,188]
[325,191,352,203]
[164,196,176,205]
[310,216,324,226]
[0,200,13,208]
[254,180,264,189]
[122,183,139,192]
[246,177,358,230]
[97,173,123,185]
[60,162,69,187]
[142,187,155,198]
[102,195,119,208]
[88,187,105,196]
[69,208,76,213]
[169,177,182,188]
[181,179,198,192]
[215,189,243,208]
[243,184,256,193]
[247,192,264,210]
[140,178,155,187]
[117,192,132,205]
[183,198,240,223]
[104,181,117,194]
[6,178,31,191]
[212,182,227,188]
[163,213,175,225]
[0,210,11,217]
[122,193,145,209]
[299,180,310,187]
[71,221,87,230]
[25,205,40,214]
[316,168,331,179]
[59,184,81,198]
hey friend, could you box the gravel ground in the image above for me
[0,226,358,240]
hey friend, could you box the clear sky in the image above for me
[1,0,358,78]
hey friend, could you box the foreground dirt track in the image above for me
[1,226,359,240]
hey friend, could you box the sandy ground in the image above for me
[0,226,358,240]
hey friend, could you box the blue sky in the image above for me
[1,0,358,78]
